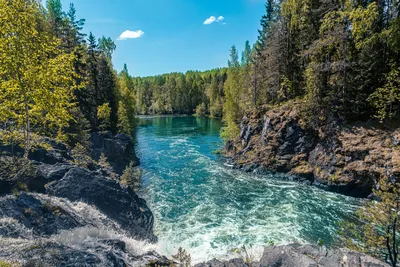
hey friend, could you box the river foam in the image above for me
[136,116,361,264]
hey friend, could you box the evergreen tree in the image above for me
[98,36,116,60]
[222,46,242,140]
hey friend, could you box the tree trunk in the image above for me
[253,61,257,106]
[23,95,30,160]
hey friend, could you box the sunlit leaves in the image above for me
[0,0,78,151]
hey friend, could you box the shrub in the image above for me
[195,103,207,117]
[98,153,117,180]
[339,176,400,267]
[120,161,142,191]
[71,143,93,168]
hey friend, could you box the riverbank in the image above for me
[0,134,166,266]
[224,101,400,198]
[0,120,391,266]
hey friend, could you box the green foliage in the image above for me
[98,153,117,179]
[278,75,292,104]
[0,261,18,267]
[117,101,132,135]
[0,156,36,185]
[339,177,400,266]
[222,45,244,141]
[116,66,137,135]
[0,0,78,157]
[171,247,191,267]
[209,96,223,118]
[368,65,400,121]
[195,103,207,117]
[71,143,92,168]
[133,69,227,116]
[120,162,142,191]
[221,122,240,142]
[98,36,116,60]
[97,103,111,130]
[65,107,91,149]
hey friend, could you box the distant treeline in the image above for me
[129,69,227,117]
[125,0,400,141]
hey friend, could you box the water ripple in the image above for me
[136,116,361,264]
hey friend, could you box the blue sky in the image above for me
[60,0,265,77]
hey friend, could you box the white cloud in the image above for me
[217,16,224,22]
[203,15,224,25]
[117,30,144,40]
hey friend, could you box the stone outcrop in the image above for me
[0,239,168,267]
[196,243,389,267]
[90,131,139,175]
[0,131,141,195]
[47,167,156,241]
[225,102,400,197]
[0,193,84,238]
[0,135,155,238]
[0,135,160,266]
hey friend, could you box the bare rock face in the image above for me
[225,102,400,198]
[90,131,139,175]
[258,244,388,267]
[195,244,389,267]
[46,167,156,242]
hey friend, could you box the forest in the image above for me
[218,0,400,139]
[1,0,400,266]
[0,0,136,157]
[130,0,400,141]
[5,0,399,148]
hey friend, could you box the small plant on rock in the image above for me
[71,143,93,168]
[233,245,255,263]
[120,161,142,191]
[98,153,117,179]
[171,247,191,267]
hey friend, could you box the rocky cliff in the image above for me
[0,134,163,266]
[225,102,400,198]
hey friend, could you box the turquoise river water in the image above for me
[135,116,361,263]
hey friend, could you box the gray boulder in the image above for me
[90,131,139,175]
[46,168,156,242]
[258,244,388,267]
[196,244,389,267]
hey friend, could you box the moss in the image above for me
[292,162,312,174]
[244,149,256,159]
[329,169,343,183]
[0,261,19,267]
[25,245,41,251]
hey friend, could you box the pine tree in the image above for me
[222,46,242,140]
[98,36,116,60]
[46,0,64,38]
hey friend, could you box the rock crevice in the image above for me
[225,102,400,197]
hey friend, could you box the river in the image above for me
[135,116,361,264]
